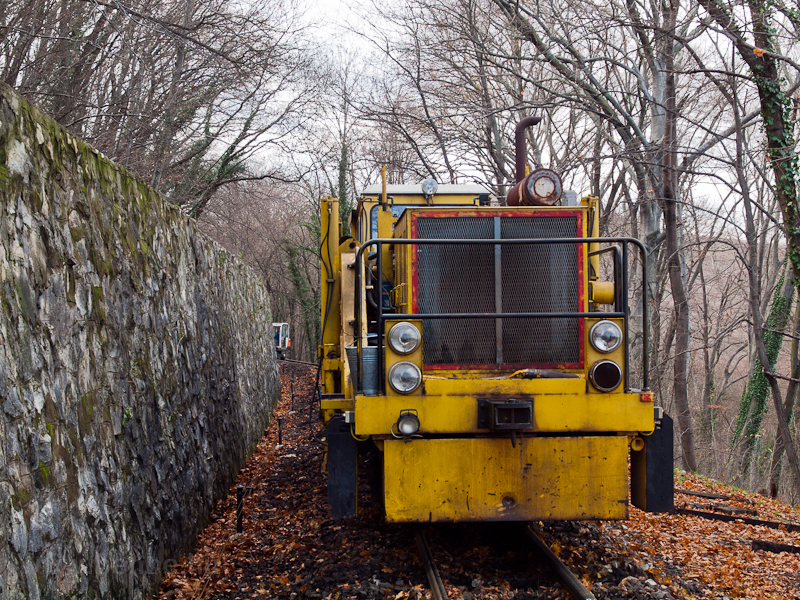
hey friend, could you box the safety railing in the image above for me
[354,237,648,395]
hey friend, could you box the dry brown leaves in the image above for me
[598,472,800,599]
[154,362,327,599]
[153,368,800,600]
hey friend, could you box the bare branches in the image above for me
[0,0,318,215]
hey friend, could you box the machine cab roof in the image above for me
[354,182,492,241]
[360,183,489,199]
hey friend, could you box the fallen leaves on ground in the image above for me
[604,472,800,599]
[153,367,800,600]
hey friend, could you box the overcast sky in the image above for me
[306,0,361,41]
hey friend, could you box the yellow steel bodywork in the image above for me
[354,383,654,436]
[376,206,395,284]
[383,436,629,522]
[322,188,653,523]
[591,281,615,305]
[362,316,647,435]
[321,398,354,423]
[339,249,358,399]
[320,197,342,395]
[358,192,488,215]
[588,195,600,280]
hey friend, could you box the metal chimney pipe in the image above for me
[515,116,542,183]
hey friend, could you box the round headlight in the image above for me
[590,320,622,353]
[388,361,422,394]
[421,178,438,197]
[397,410,420,436]
[387,322,421,355]
[589,360,622,392]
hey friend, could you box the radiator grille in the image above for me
[417,218,496,365]
[415,215,580,367]
[499,217,579,364]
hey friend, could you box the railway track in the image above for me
[415,531,448,600]
[523,525,596,600]
[278,357,319,367]
[415,524,596,600]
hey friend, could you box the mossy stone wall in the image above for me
[0,82,280,599]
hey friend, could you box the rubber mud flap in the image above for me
[327,415,357,518]
[631,413,675,513]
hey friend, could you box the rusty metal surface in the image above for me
[509,170,564,206]
[415,531,448,600]
[525,526,597,600]
[514,116,543,183]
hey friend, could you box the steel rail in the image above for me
[415,524,598,600]
[524,525,596,600]
[278,358,319,367]
[676,508,800,533]
[414,530,448,600]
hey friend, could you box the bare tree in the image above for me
[1,0,319,216]
[696,0,800,497]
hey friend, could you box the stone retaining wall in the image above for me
[0,82,281,599]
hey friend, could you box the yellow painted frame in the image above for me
[354,389,653,436]
[320,197,341,396]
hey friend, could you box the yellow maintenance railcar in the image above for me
[319,117,673,523]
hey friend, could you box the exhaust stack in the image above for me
[515,116,542,183]
[509,116,563,207]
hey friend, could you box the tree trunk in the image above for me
[660,0,697,472]
[768,302,800,497]
[697,0,800,499]
[285,241,321,363]
[734,269,794,476]
[698,259,715,444]
[748,280,800,500]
